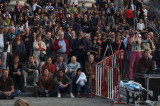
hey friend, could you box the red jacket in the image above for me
[123,9,133,19]
[52,39,70,59]
[42,64,55,74]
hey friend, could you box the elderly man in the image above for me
[67,56,81,79]
[0,69,21,99]
[52,30,70,64]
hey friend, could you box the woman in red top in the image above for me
[42,57,55,76]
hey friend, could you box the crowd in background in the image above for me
[0,0,160,99]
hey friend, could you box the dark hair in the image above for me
[77,68,82,72]
[59,69,65,73]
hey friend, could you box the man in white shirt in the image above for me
[32,1,42,12]
[45,2,54,15]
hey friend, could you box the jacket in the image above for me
[52,39,69,59]
[153,50,160,67]
[39,75,53,90]
[54,75,72,85]
[3,33,12,52]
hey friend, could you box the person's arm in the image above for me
[48,77,53,90]
[67,63,72,73]
[152,51,160,61]
[137,58,145,72]
[39,77,46,90]
[65,76,72,86]
[85,62,91,75]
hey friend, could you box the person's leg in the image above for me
[22,70,28,86]
[8,90,21,98]
[77,84,82,93]
[1,52,7,70]
[0,92,7,98]
[33,70,39,85]
[49,86,59,97]
[84,84,91,94]
[129,51,136,79]
[38,88,46,96]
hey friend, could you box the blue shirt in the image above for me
[123,37,128,49]
[57,40,66,53]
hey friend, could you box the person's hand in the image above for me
[17,71,21,75]
[59,45,63,48]
[87,52,90,55]
[70,48,72,52]
[7,92,11,96]
[78,46,83,49]
[6,42,9,45]
[25,38,29,42]
[46,44,49,47]
[45,90,49,93]
[29,69,34,71]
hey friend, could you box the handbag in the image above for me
[40,51,46,61]
[117,42,124,59]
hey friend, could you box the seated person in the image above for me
[54,69,74,98]
[54,56,68,74]
[67,56,81,79]
[22,55,39,86]
[38,68,57,97]
[42,57,55,76]
[137,49,154,74]
[0,69,21,99]
[9,55,23,90]
[75,68,92,98]
[152,48,160,70]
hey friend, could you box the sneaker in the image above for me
[70,93,75,98]
[33,82,37,86]
[87,93,93,98]
[24,82,27,87]
[77,93,82,98]
[57,93,61,98]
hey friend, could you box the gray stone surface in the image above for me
[0,96,127,106]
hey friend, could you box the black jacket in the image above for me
[3,33,12,52]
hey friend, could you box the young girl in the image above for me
[76,68,92,98]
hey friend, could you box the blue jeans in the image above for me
[77,84,91,94]
[0,90,21,99]
[55,84,72,93]
[38,88,58,97]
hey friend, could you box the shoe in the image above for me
[87,93,93,98]
[33,82,37,86]
[24,83,27,87]
[77,93,82,98]
[57,93,61,98]
[70,93,75,98]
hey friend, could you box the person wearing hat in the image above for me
[0,25,11,73]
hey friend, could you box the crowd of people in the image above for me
[0,0,160,99]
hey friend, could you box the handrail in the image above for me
[97,50,122,65]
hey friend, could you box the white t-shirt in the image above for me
[0,34,4,48]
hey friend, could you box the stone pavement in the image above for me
[0,96,127,106]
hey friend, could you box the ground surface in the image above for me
[0,96,128,106]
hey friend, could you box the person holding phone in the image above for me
[129,32,141,80]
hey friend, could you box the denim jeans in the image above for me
[77,84,91,94]
[0,90,21,99]
[55,84,72,93]
[38,88,58,97]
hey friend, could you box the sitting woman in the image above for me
[41,57,55,76]
[54,69,74,98]
[9,55,23,90]
[75,68,92,98]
